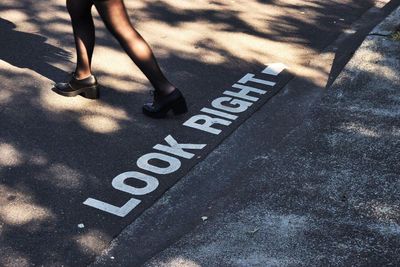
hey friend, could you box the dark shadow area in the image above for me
[0,17,70,82]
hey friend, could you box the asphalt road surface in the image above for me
[0,0,398,265]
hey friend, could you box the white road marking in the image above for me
[83,198,141,217]
[83,64,288,217]
[112,172,159,196]
[262,63,287,76]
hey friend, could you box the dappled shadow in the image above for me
[0,17,70,81]
[136,0,372,51]
[1,0,394,265]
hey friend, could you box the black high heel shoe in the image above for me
[142,88,188,118]
[52,73,99,99]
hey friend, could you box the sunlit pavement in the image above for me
[0,0,399,266]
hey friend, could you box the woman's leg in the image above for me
[67,0,95,79]
[93,0,175,95]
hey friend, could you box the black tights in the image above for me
[66,0,175,95]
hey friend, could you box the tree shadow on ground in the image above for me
[1,0,394,265]
[0,17,70,82]
[136,0,373,51]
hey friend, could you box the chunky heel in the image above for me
[172,98,188,115]
[142,88,188,118]
[53,74,99,99]
[80,86,99,99]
